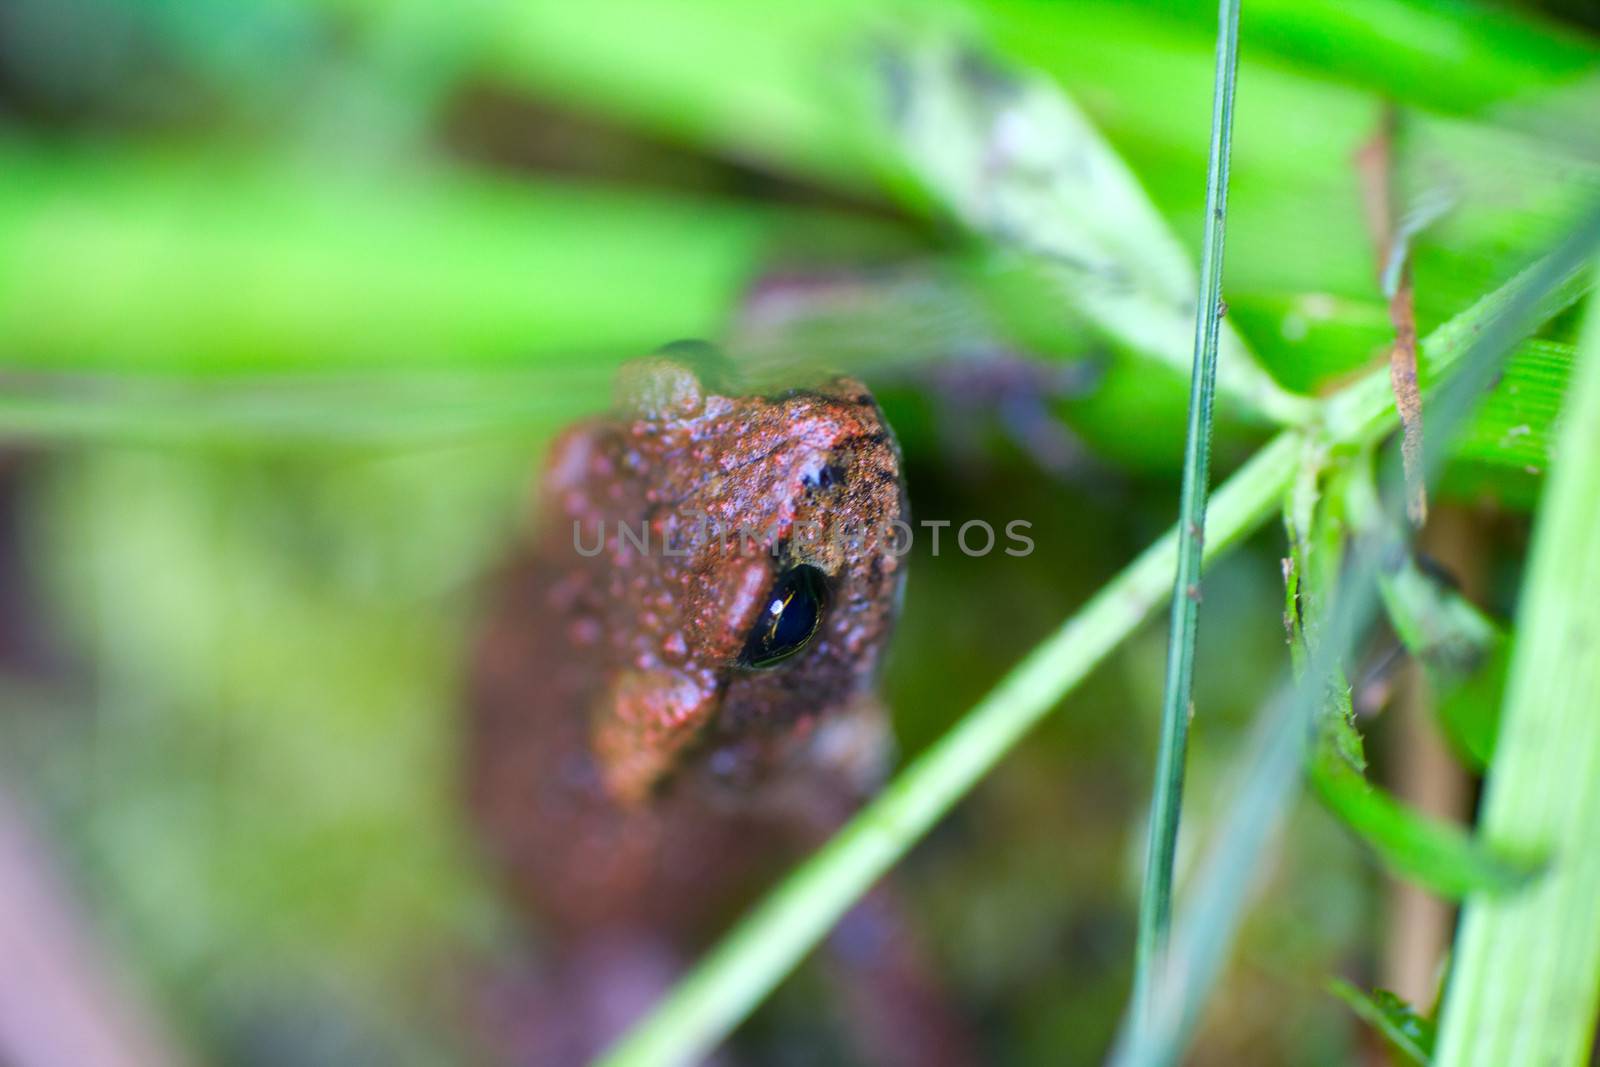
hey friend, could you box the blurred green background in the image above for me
[1,1,1597,1064]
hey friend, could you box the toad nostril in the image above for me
[804,463,847,491]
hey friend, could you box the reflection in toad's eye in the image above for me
[738,564,828,669]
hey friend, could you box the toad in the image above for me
[467,344,969,1064]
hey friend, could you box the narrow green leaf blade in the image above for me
[1435,268,1600,1067]
[1329,978,1436,1066]
[1311,757,1539,899]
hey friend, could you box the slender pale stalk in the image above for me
[1132,0,1241,1026]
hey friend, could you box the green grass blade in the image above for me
[1434,266,1600,1067]
[1109,207,1600,1067]
[1132,0,1242,1027]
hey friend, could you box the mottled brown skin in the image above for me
[466,355,910,1040]
[466,354,982,1065]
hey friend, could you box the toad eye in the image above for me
[738,564,827,669]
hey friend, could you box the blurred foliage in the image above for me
[10,445,528,1062]
[1,0,1597,1064]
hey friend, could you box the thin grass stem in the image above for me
[1130,0,1242,1028]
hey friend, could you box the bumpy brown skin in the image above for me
[467,355,905,949]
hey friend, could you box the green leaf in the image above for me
[1311,754,1539,899]
[1287,460,1533,898]
[1376,550,1509,768]
[1446,339,1575,507]
[1283,451,1366,774]
[1110,208,1600,1067]
[982,0,1599,123]
[0,142,882,376]
[888,36,1311,426]
[1329,978,1436,1066]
